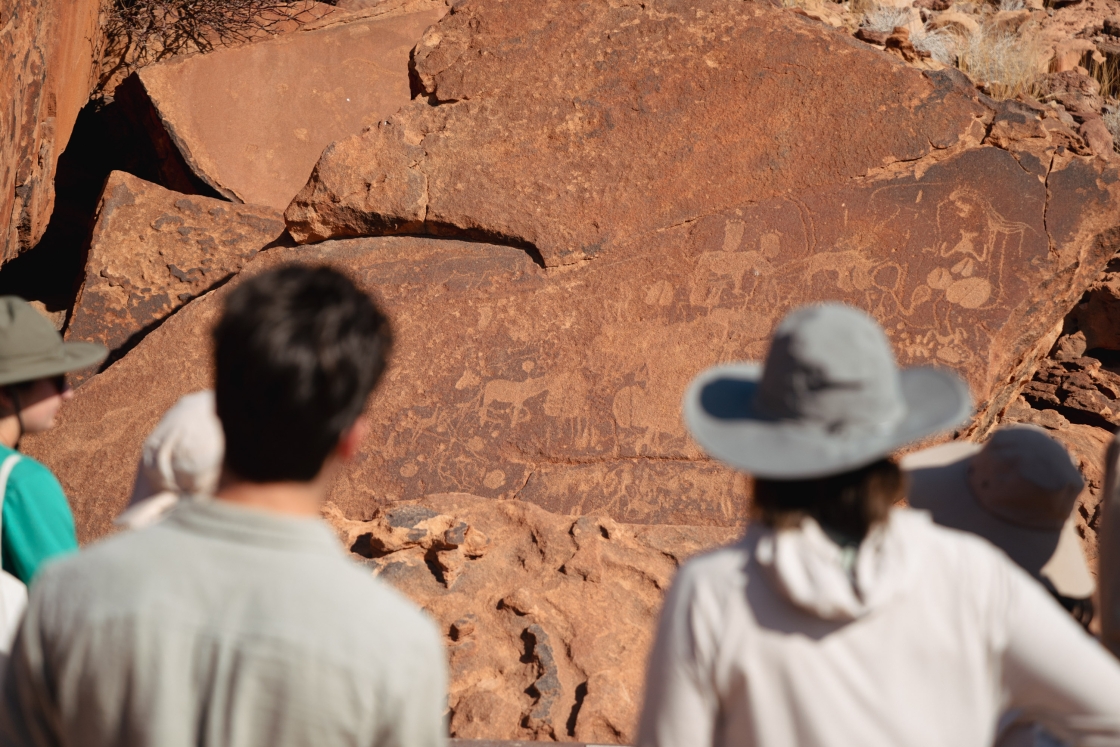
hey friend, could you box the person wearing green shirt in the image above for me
[0,298,106,584]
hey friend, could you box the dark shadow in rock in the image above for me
[0,98,161,316]
[566,681,588,737]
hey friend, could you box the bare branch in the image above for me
[100,0,333,88]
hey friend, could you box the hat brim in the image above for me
[683,362,971,480]
[905,447,1095,597]
[1041,518,1096,598]
[0,341,108,387]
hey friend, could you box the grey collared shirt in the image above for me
[0,499,447,747]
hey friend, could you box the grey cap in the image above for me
[0,297,107,387]
[683,303,972,479]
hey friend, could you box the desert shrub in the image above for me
[998,0,1026,11]
[101,0,329,79]
[913,27,959,64]
[857,6,959,65]
[956,26,1046,99]
[860,5,914,32]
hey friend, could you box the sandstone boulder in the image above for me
[325,494,739,742]
[990,9,1034,35]
[285,0,992,262]
[1050,39,1097,74]
[97,1,349,99]
[26,0,1120,550]
[332,0,442,16]
[927,11,981,37]
[0,0,102,263]
[788,4,845,28]
[117,3,446,210]
[28,236,750,541]
[27,129,1120,539]
[1037,71,1105,118]
[1081,116,1116,158]
[65,172,286,373]
[1022,356,1120,430]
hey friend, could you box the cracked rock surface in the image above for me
[117,2,446,209]
[25,143,1120,539]
[66,172,285,379]
[21,0,1120,552]
[281,0,1120,443]
[0,0,101,265]
[324,493,739,742]
[285,0,992,262]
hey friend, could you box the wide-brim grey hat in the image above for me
[683,303,972,480]
[902,427,1093,598]
[0,297,107,386]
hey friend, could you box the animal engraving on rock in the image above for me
[480,376,551,427]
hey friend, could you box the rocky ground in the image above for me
[794,0,1120,156]
[7,0,1120,741]
[326,495,739,742]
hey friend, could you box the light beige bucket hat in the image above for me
[902,424,1093,599]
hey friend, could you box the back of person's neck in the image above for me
[215,470,328,517]
[0,414,20,450]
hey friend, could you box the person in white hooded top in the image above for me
[903,426,1100,747]
[638,303,1120,747]
[115,390,224,530]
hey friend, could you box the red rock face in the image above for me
[28,140,1120,540]
[66,172,286,375]
[0,0,102,264]
[117,3,446,210]
[285,0,991,263]
[25,0,1120,547]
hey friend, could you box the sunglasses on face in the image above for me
[49,375,69,394]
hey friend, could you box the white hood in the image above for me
[755,508,929,621]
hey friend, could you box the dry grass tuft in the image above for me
[956,26,1047,99]
[855,4,963,65]
[913,27,959,64]
[1084,50,1120,100]
[860,5,913,33]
